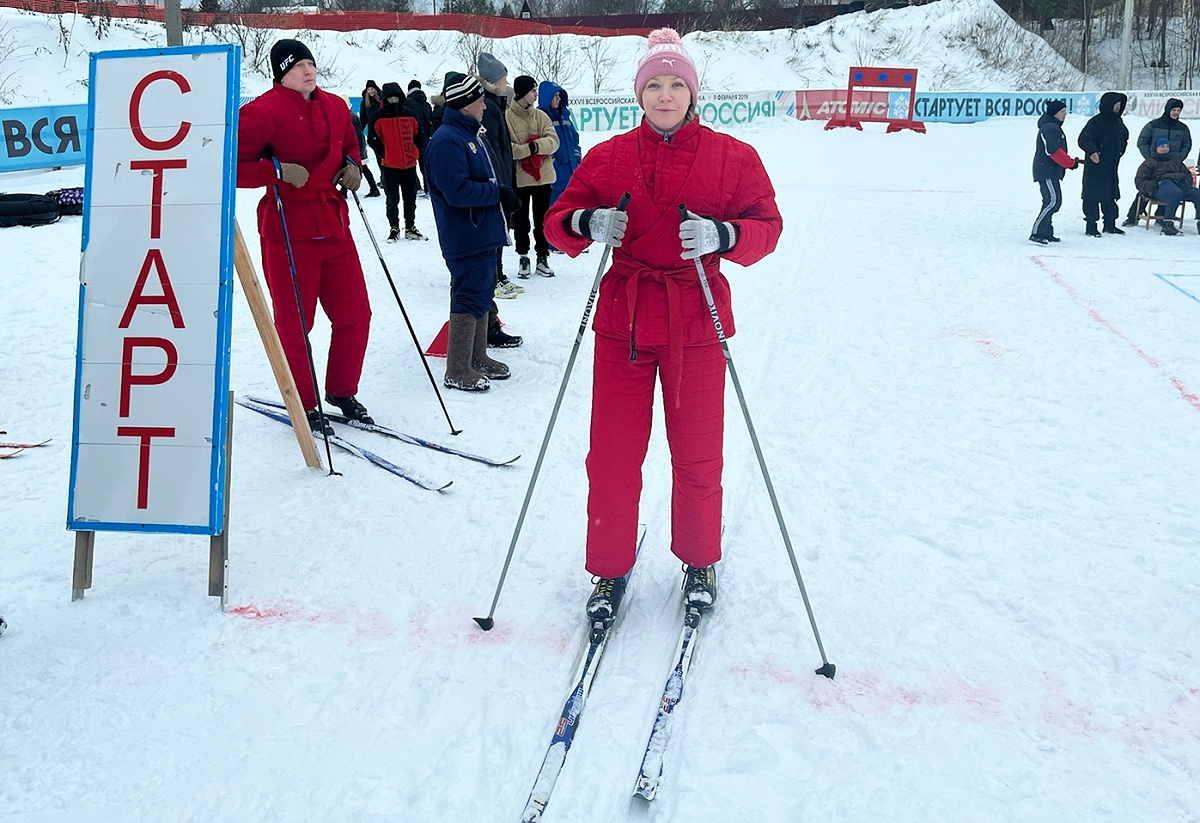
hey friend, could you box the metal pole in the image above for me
[475,193,631,631]
[164,0,183,48]
[349,188,461,435]
[678,205,835,679]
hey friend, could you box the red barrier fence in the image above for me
[0,0,656,36]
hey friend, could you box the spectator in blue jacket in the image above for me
[1030,100,1081,244]
[425,72,521,392]
[538,80,582,211]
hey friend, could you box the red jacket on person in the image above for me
[367,104,422,170]
[545,117,782,360]
[237,84,361,241]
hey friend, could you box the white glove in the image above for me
[680,209,736,260]
[572,207,628,248]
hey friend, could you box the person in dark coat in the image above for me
[1133,137,1200,236]
[237,39,374,432]
[425,72,520,392]
[1077,91,1129,236]
[1122,98,1192,226]
[1030,100,1080,244]
[406,80,434,194]
[538,80,582,210]
[476,52,525,309]
[359,80,384,174]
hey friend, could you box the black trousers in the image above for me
[382,166,419,230]
[1083,197,1118,228]
[514,183,552,258]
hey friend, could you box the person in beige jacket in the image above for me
[507,74,560,278]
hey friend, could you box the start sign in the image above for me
[68,45,239,534]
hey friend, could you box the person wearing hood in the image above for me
[406,80,434,195]
[349,109,381,198]
[507,74,560,278]
[1133,137,1200,236]
[538,80,582,212]
[237,39,375,433]
[1122,98,1192,226]
[476,52,525,306]
[1029,100,1081,244]
[1077,91,1129,237]
[367,82,426,241]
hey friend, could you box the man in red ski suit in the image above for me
[237,39,374,432]
[544,29,782,622]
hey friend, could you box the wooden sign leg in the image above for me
[232,221,322,469]
[71,531,94,601]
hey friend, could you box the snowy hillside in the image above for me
[3,4,1200,823]
[0,0,1096,107]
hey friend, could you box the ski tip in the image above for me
[473,616,494,631]
[436,480,454,492]
[815,662,836,680]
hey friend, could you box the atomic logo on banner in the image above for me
[67,45,239,534]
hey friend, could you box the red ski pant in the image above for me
[261,235,371,411]
[585,334,727,579]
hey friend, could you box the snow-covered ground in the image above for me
[3,5,1200,823]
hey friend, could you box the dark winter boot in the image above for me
[472,311,510,380]
[488,314,523,348]
[1161,221,1181,236]
[1085,222,1102,237]
[586,575,628,629]
[444,313,490,392]
[1102,224,1125,235]
[306,408,335,437]
[387,225,400,242]
[325,393,374,425]
[683,564,717,612]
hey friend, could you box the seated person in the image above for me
[1133,138,1200,236]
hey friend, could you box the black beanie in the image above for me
[408,79,422,90]
[1044,99,1066,117]
[513,75,537,100]
[271,39,315,84]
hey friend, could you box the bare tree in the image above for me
[581,36,620,93]
[508,34,585,90]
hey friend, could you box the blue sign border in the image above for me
[67,43,241,536]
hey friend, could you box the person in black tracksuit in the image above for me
[1030,100,1080,244]
[1077,91,1129,236]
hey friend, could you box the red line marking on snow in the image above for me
[229,601,395,639]
[1032,257,1200,414]
[938,324,1008,366]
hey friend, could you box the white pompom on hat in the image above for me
[634,28,699,105]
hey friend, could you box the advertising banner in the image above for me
[912,92,1100,123]
[67,45,239,534]
[0,104,87,172]
[573,90,791,132]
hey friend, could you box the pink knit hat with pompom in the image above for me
[634,28,699,105]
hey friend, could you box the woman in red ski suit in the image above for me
[237,39,373,430]
[544,29,782,618]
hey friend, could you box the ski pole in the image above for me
[475,192,632,631]
[349,186,461,436]
[678,204,834,679]
[270,157,339,476]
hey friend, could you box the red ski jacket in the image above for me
[546,117,782,362]
[237,84,361,242]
